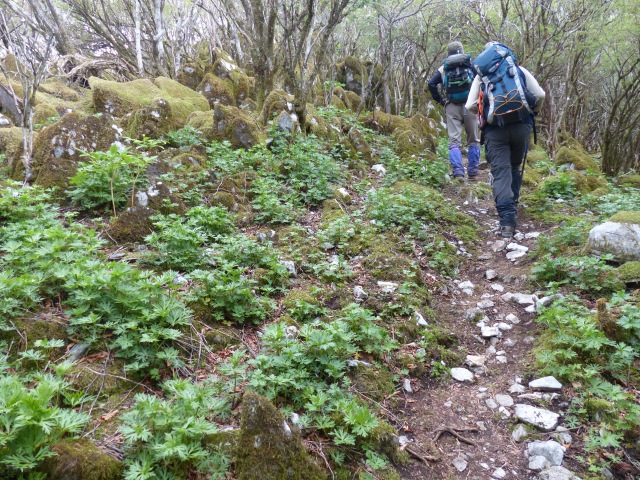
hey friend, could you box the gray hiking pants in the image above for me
[445,103,480,149]
[485,123,532,227]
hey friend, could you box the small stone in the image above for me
[553,427,572,445]
[486,345,497,355]
[496,355,507,363]
[503,338,517,348]
[492,467,506,479]
[451,368,474,382]
[452,456,468,472]
[529,376,563,392]
[492,240,507,252]
[480,462,490,469]
[465,307,484,321]
[481,326,501,338]
[491,283,505,292]
[529,455,551,471]
[506,250,526,261]
[537,466,582,480]
[507,242,529,252]
[525,232,541,239]
[478,253,493,260]
[497,322,512,330]
[523,335,535,344]
[465,354,487,367]
[527,440,565,466]
[281,260,296,276]
[502,292,536,305]
[514,404,560,432]
[505,313,521,324]
[377,281,398,293]
[353,285,368,301]
[476,421,487,431]
[495,394,514,407]
[509,383,526,394]
[525,305,537,313]
[459,280,475,295]
[403,378,413,393]
[371,164,386,175]
[514,232,525,241]
[512,425,528,442]
[444,401,452,408]
[414,311,429,326]
[172,274,188,285]
[486,269,498,280]
[478,387,488,392]
[486,398,498,409]
[477,299,495,309]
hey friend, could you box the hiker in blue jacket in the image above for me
[427,41,480,180]
[465,42,546,238]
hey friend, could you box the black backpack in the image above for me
[442,53,474,104]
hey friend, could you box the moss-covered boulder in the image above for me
[566,170,606,194]
[619,174,640,189]
[106,205,155,243]
[235,390,326,480]
[197,73,236,107]
[347,127,373,164]
[0,315,68,355]
[0,126,23,168]
[39,79,82,102]
[526,150,547,165]
[33,103,60,127]
[28,111,118,192]
[609,211,640,224]
[523,167,544,187]
[336,56,366,95]
[555,145,599,172]
[361,111,406,135]
[345,91,362,112]
[261,90,294,125]
[618,261,640,283]
[39,439,123,480]
[187,105,263,149]
[177,62,206,90]
[89,76,209,136]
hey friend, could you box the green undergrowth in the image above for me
[534,295,640,475]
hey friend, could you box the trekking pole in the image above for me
[520,117,537,179]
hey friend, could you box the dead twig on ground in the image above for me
[432,427,479,446]
[405,444,440,464]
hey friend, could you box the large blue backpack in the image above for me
[442,53,474,104]
[473,43,536,126]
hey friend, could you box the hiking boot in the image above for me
[467,175,478,182]
[499,226,515,238]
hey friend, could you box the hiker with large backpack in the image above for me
[465,42,546,238]
[427,41,480,180]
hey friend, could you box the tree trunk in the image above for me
[135,0,144,75]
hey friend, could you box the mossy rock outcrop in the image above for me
[347,127,373,164]
[566,170,606,194]
[555,145,599,172]
[0,315,68,355]
[106,205,155,243]
[177,62,206,90]
[187,105,263,149]
[619,174,640,189]
[89,76,209,136]
[38,439,123,480]
[0,126,23,166]
[197,73,236,107]
[522,167,544,187]
[330,94,348,110]
[261,90,294,125]
[29,111,118,193]
[618,261,640,283]
[345,91,362,112]
[39,79,82,102]
[33,103,59,127]
[336,56,366,95]
[609,211,640,224]
[235,390,326,480]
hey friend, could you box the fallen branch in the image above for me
[433,427,478,446]
[405,444,440,464]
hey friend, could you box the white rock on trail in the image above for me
[353,285,368,301]
[512,424,528,442]
[451,368,474,382]
[507,242,529,252]
[377,281,398,293]
[514,404,560,432]
[505,313,521,324]
[506,250,527,261]
[477,299,495,309]
[536,466,583,480]
[502,292,536,305]
[465,355,487,367]
[529,376,563,391]
[486,269,498,280]
[527,440,565,466]
[452,456,468,472]
[459,280,475,295]
[496,394,514,407]
[526,232,541,239]
[481,326,501,338]
[492,240,507,252]
[491,283,505,292]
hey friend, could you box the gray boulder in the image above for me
[588,221,640,262]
